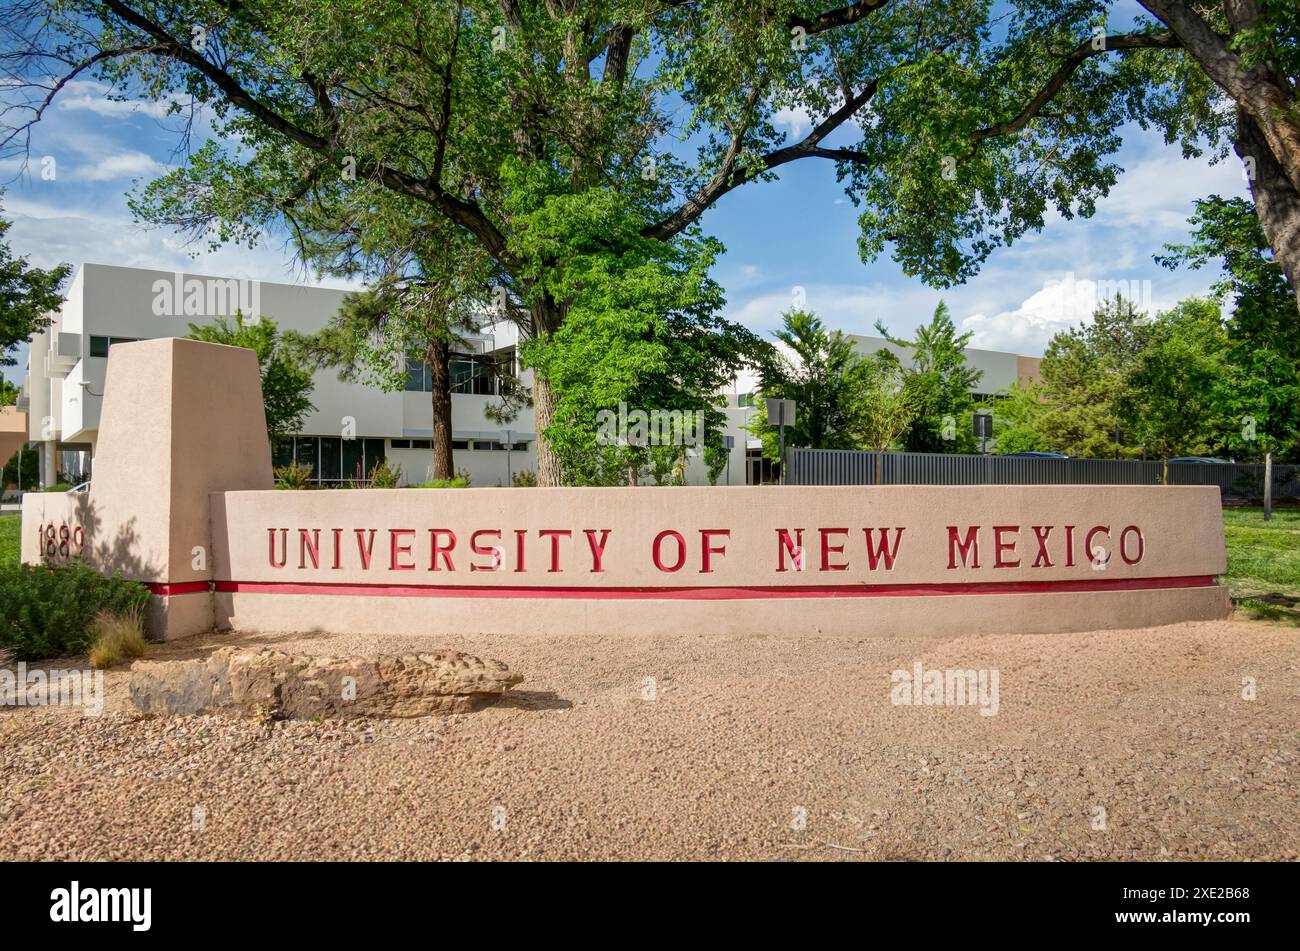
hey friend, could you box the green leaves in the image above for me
[520,187,756,485]
[749,308,871,457]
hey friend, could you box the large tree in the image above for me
[1035,295,1154,459]
[874,302,982,453]
[1120,297,1229,473]
[1,0,1204,485]
[1160,194,1300,463]
[747,308,869,461]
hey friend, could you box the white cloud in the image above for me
[959,272,1183,354]
[54,80,190,120]
[74,151,166,181]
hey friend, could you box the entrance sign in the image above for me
[23,339,1230,640]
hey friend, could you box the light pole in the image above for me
[765,398,797,485]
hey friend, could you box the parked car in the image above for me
[1003,452,1069,459]
[1167,457,1234,464]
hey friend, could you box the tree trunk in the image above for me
[529,295,565,487]
[427,338,455,481]
[1235,108,1300,305]
[1142,1,1300,308]
[532,373,561,487]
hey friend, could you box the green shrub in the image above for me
[367,459,402,488]
[41,483,73,493]
[413,474,471,488]
[274,461,314,489]
[0,560,153,661]
[511,469,537,487]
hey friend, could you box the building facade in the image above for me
[17,264,1041,488]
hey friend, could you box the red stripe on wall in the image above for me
[144,581,210,596]
[205,575,1217,601]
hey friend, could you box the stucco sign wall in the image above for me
[23,338,1231,639]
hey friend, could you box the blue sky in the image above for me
[1,31,1249,387]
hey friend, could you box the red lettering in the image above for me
[331,528,343,569]
[429,529,457,571]
[1085,525,1110,566]
[470,530,503,571]
[1031,526,1054,567]
[820,528,849,571]
[390,529,416,570]
[538,529,571,573]
[1064,525,1076,567]
[1120,525,1144,565]
[268,528,288,569]
[700,529,730,573]
[514,529,527,573]
[863,528,904,570]
[776,529,804,572]
[299,528,320,569]
[355,529,377,570]
[947,526,980,569]
[653,530,686,573]
[584,529,611,573]
[993,525,1020,568]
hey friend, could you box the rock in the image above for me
[0,649,12,669]
[129,648,522,719]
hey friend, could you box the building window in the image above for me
[89,335,140,358]
[274,436,386,485]
[450,354,500,395]
[737,393,756,408]
[452,440,470,450]
[403,352,506,396]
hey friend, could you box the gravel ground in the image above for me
[1,618,1296,861]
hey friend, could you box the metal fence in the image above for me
[787,448,1300,501]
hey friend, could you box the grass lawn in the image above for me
[1222,506,1300,625]
[0,512,18,567]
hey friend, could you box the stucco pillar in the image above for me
[81,338,273,638]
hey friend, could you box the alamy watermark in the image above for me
[890,661,999,717]
[1044,272,1153,320]
[151,272,261,318]
[595,402,704,448]
[0,663,104,717]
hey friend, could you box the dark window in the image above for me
[341,438,364,482]
[319,437,342,483]
[364,439,385,478]
[404,354,429,392]
[390,439,411,449]
[271,438,293,468]
[90,335,140,358]
[450,354,500,395]
[452,440,470,451]
[294,437,319,479]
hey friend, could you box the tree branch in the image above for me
[972,31,1181,143]
[98,0,511,262]
[645,78,878,240]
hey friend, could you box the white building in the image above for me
[17,263,758,487]
[17,263,1040,488]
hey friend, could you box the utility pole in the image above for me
[765,399,796,485]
